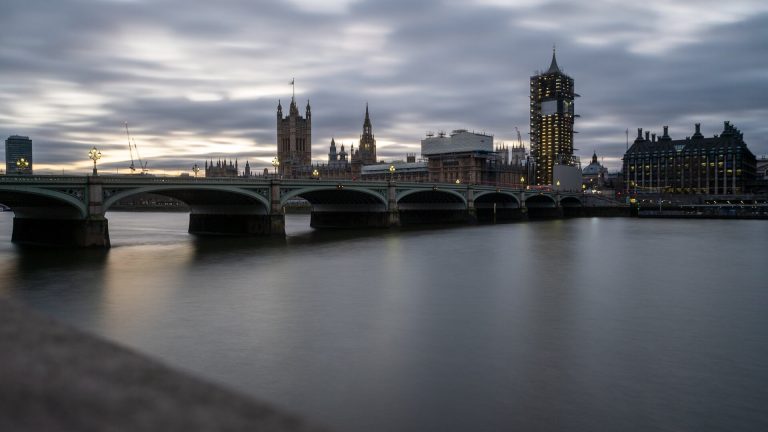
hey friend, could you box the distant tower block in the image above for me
[5,135,33,175]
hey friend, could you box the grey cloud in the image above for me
[1,0,766,174]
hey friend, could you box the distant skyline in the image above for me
[1,0,767,175]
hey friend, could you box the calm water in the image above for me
[1,211,767,431]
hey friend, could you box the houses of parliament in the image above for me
[205,51,578,188]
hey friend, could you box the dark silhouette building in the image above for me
[277,97,311,177]
[5,135,33,175]
[205,159,239,177]
[351,104,377,165]
[530,48,578,185]
[622,122,756,195]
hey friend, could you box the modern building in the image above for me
[421,129,527,186]
[622,122,757,195]
[276,97,311,177]
[5,135,33,175]
[756,156,768,180]
[530,48,578,185]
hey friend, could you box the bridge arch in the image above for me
[103,185,271,212]
[559,196,583,207]
[396,188,467,206]
[473,190,521,207]
[0,186,88,218]
[281,185,387,208]
[524,194,557,208]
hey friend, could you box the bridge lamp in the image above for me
[192,163,200,177]
[272,157,280,176]
[88,146,102,176]
[455,178,461,184]
[15,157,30,173]
[556,179,560,187]
[312,168,319,180]
[389,164,395,180]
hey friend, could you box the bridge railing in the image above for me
[0,175,88,184]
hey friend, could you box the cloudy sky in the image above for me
[1,0,767,175]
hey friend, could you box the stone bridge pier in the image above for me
[11,176,110,248]
[174,181,285,237]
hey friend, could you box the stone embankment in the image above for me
[0,299,326,432]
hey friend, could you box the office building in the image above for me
[5,135,33,175]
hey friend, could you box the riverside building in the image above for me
[622,122,757,195]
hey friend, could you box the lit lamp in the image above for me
[88,146,102,176]
[312,168,319,180]
[455,178,461,184]
[192,163,200,177]
[15,157,30,174]
[272,157,280,176]
[556,179,561,188]
[389,164,395,181]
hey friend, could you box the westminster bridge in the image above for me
[0,175,583,247]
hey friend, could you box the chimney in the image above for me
[645,131,650,141]
[695,123,701,134]
[652,133,656,142]
[637,128,643,139]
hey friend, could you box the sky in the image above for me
[1,0,767,175]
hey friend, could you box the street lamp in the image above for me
[389,164,395,181]
[272,157,279,177]
[192,163,200,177]
[312,168,319,180]
[15,157,30,174]
[455,178,461,184]
[88,146,102,175]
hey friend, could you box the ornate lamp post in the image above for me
[88,146,102,176]
[389,164,395,181]
[312,168,319,180]
[15,157,30,174]
[192,163,200,177]
[272,157,280,177]
[455,178,461,184]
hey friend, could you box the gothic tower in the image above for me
[530,47,578,185]
[357,104,377,165]
[276,95,311,177]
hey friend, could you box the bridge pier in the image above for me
[526,207,564,219]
[12,217,110,248]
[188,213,285,236]
[310,211,391,229]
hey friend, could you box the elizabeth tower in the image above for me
[530,48,577,185]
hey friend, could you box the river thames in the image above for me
[1,212,766,431]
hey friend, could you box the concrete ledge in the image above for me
[0,299,325,432]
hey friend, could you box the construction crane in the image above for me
[124,122,148,174]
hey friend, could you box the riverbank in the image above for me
[0,298,325,432]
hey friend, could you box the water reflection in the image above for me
[1,211,767,431]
